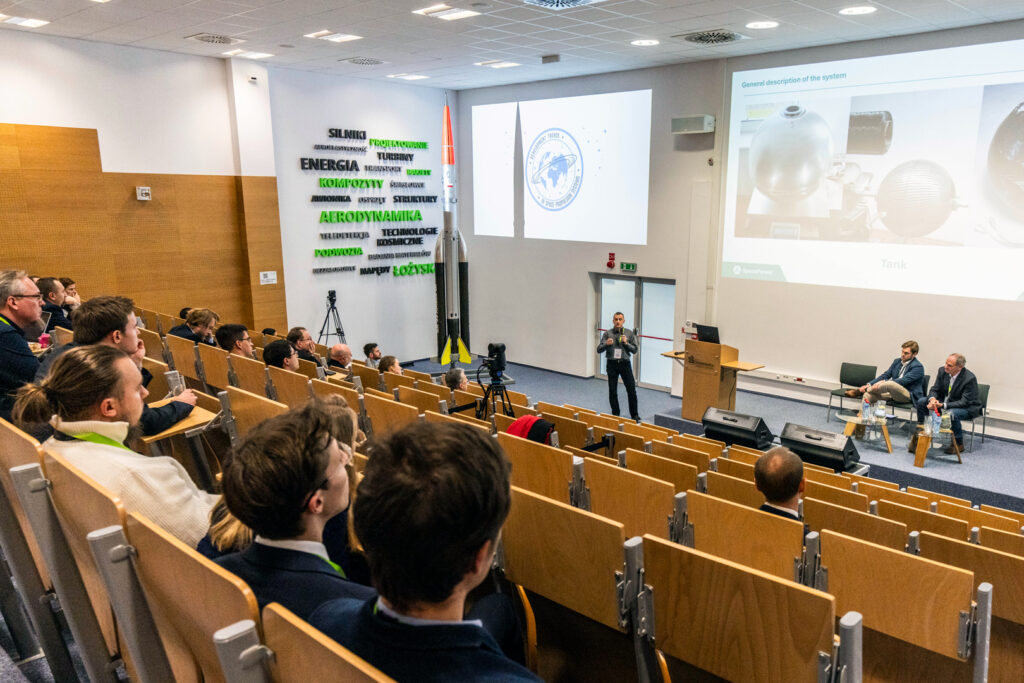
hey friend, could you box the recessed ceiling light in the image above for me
[630,39,659,46]
[474,59,521,68]
[4,16,50,28]
[326,33,361,42]
[387,73,430,80]
[413,4,480,20]
[745,20,779,29]
[222,49,273,59]
[839,5,877,15]
[90,0,112,3]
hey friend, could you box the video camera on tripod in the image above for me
[474,342,514,418]
[477,342,506,385]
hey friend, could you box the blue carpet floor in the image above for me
[408,359,1024,515]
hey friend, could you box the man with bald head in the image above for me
[328,344,352,372]
[753,446,806,529]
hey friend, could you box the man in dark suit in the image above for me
[168,308,218,346]
[36,278,74,333]
[753,446,809,535]
[849,340,925,406]
[911,353,981,454]
[215,400,374,620]
[310,422,538,682]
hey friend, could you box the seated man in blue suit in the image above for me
[910,353,981,455]
[310,422,540,682]
[848,340,925,406]
[215,399,374,620]
[753,446,809,535]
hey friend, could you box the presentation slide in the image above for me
[722,39,1024,301]
[471,102,517,238]
[471,89,652,244]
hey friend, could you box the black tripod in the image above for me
[317,291,347,345]
[476,366,514,419]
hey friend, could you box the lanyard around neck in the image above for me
[67,431,131,451]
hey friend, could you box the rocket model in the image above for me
[435,97,472,366]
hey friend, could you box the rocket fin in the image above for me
[457,338,472,364]
[441,337,452,365]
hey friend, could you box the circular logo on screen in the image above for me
[526,128,583,211]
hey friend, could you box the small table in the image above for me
[913,425,961,468]
[142,398,218,489]
[839,414,893,454]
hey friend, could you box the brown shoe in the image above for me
[845,389,861,398]
[907,433,919,453]
[944,441,964,455]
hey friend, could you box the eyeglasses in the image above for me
[10,293,43,301]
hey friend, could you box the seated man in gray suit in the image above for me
[847,340,925,405]
[910,353,981,455]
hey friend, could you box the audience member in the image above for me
[753,446,808,533]
[287,327,319,364]
[215,400,375,619]
[33,296,197,435]
[0,270,43,420]
[13,345,215,546]
[58,277,80,316]
[168,308,218,346]
[264,339,299,371]
[328,343,352,370]
[444,367,469,392]
[378,355,401,375]
[310,422,536,682]
[36,277,74,332]
[178,307,192,320]
[215,323,254,358]
[261,327,276,336]
[364,342,382,368]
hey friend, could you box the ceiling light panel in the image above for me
[4,16,50,28]
[413,4,480,20]
[839,6,878,15]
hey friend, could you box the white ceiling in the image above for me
[3,0,1023,89]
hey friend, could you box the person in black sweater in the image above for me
[36,277,74,333]
[0,270,43,420]
[168,308,218,346]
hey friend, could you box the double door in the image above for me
[596,276,675,390]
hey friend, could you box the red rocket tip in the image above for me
[442,104,455,165]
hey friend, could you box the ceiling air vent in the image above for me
[675,29,746,45]
[186,33,244,46]
[343,57,387,66]
[523,0,607,9]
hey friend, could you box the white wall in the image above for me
[458,61,725,395]
[267,68,448,362]
[459,19,1024,427]
[0,30,237,175]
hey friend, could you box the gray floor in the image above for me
[409,358,1024,514]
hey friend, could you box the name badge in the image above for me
[613,348,622,360]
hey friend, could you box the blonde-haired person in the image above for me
[167,308,218,346]
[14,345,216,546]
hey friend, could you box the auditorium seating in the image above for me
[362,392,418,437]
[231,354,272,397]
[621,448,698,494]
[539,411,590,449]
[196,344,232,392]
[582,457,676,539]
[498,433,580,506]
[267,365,313,408]
[396,384,445,414]
[803,498,908,550]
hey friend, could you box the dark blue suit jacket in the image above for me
[928,367,982,418]
[309,598,541,682]
[167,324,216,346]
[759,503,810,536]
[872,357,925,403]
[215,542,375,621]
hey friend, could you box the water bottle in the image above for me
[862,397,871,422]
[931,412,941,436]
[874,400,886,423]
[940,410,951,431]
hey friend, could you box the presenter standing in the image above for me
[597,312,639,421]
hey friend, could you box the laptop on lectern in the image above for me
[695,324,720,344]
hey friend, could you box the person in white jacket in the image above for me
[13,344,216,547]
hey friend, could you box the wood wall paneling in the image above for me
[0,123,285,332]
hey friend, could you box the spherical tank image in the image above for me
[748,105,834,200]
[876,160,957,237]
[987,101,1024,219]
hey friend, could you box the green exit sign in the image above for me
[620,262,637,272]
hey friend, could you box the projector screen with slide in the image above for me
[723,38,1024,301]
[471,89,652,244]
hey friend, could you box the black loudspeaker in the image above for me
[780,423,860,473]
[702,408,774,450]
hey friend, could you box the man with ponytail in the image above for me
[14,345,216,546]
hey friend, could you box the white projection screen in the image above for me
[471,89,652,244]
[718,38,1024,414]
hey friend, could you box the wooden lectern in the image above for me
[665,340,763,422]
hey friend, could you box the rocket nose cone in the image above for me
[443,105,455,164]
